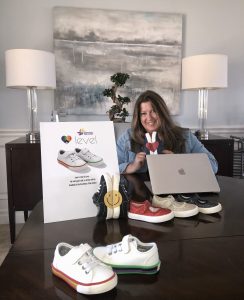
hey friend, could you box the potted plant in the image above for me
[103,72,131,122]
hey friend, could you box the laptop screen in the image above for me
[146,153,220,195]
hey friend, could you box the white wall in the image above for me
[0,0,244,223]
[1,0,244,132]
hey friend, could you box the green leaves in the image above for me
[103,72,131,121]
[103,89,113,97]
[110,73,130,86]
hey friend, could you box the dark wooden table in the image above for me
[1,176,244,299]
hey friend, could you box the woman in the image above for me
[116,90,218,174]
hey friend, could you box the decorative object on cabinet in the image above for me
[5,49,56,142]
[53,7,182,119]
[5,137,43,243]
[103,73,131,122]
[182,54,228,139]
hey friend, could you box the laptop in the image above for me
[145,153,220,195]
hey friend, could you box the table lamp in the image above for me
[181,54,228,139]
[5,49,56,142]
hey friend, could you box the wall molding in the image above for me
[1,126,244,140]
[0,129,27,147]
[0,126,243,224]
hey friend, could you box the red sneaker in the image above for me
[128,200,174,223]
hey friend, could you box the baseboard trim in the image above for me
[0,208,25,224]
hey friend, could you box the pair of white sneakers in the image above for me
[57,148,103,171]
[52,235,160,295]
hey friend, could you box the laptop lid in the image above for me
[145,153,220,195]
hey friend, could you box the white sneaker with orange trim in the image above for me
[52,243,117,295]
[57,150,88,171]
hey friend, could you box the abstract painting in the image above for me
[53,7,182,117]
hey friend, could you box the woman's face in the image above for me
[139,101,160,133]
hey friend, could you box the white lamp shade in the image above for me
[5,49,56,89]
[181,54,228,90]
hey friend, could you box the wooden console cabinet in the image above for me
[199,135,234,177]
[5,137,42,243]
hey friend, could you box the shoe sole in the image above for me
[57,159,88,171]
[86,160,104,167]
[112,261,161,275]
[128,211,174,223]
[51,264,117,295]
[173,206,199,218]
[198,203,222,214]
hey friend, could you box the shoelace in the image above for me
[96,183,102,194]
[180,194,207,204]
[82,149,97,159]
[107,243,123,255]
[106,235,133,255]
[68,152,81,162]
[77,248,100,274]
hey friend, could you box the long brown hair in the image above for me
[131,90,185,153]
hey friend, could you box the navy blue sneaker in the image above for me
[116,175,130,219]
[175,193,222,214]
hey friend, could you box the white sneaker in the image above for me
[75,148,104,166]
[93,234,161,274]
[52,243,117,295]
[57,150,87,171]
[152,195,199,218]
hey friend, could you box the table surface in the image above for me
[1,175,244,300]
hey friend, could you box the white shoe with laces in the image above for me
[93,234,161,274]
[57,150,88,171]
[75,148,104,166]
[152,194,199,218]
[52,243,117,295]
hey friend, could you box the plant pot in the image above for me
[112,117,126,123]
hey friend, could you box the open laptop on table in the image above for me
[145,153,220,195]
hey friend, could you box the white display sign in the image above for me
[40,121,119,223]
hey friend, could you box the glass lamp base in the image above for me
[195,129,209,140]
[26,132,40,143]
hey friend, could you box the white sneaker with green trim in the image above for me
[93,234,161,274]
[75,148,104,166]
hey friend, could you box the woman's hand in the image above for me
[125,152,146,174]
